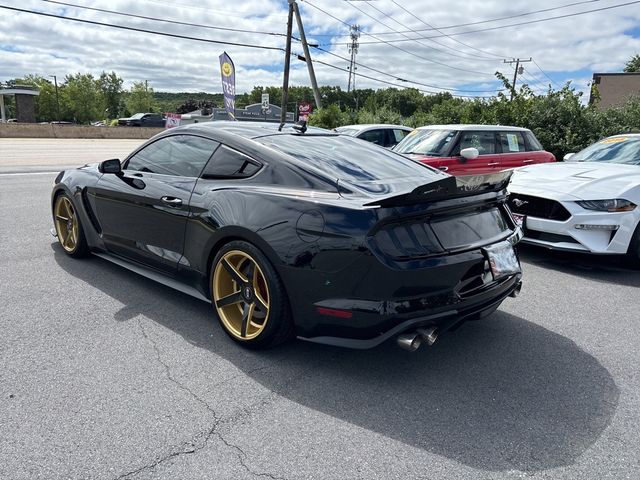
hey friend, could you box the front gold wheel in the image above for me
[212,250,271,340]
[54,195,79,253]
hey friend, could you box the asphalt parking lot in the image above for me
[1,140,639,479]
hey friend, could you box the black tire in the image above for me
[627,222,640,267]
[53,193,89,258]
[210,240,294,349]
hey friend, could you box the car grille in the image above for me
[508,194,571,221]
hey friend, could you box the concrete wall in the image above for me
[0,123,164,139]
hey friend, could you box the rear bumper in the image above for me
[299,275,522,349]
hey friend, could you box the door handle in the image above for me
[523,159,534,163]
[161,196,183,207]
[438,166,449,171]
[487,162,500,166]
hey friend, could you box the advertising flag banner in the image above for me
[219,52,236,120]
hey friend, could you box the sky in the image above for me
[1,0,640,100]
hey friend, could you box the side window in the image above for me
[359,129,387,146]
[524,131,544,151]
[457,131,496,155]
[393,129,410,144]
[126,135,219,177]
[201,145,262,179]
[499,132,526,153]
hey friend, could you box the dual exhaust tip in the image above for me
[397,281,522,351]
[396,326,438,352]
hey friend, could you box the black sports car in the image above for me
[51,121,523,350]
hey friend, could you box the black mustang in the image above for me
[51,121,523,350]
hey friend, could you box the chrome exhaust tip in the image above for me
[397,333,422,351]
[509,281,523,298]
[417,326,438,346]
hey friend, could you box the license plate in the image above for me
[512,213,526,229]
[484,242,521,280]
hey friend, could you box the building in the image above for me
[590,72,640,109]
[0,85,40,122]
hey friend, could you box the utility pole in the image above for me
[347,25,360,93]
[290,0,322,110]
[280,2,294,125]
[503,58,532,101]
[49,75,60,122]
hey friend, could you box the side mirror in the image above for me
[460,147,479,161]
[563,153,576,162]
[99,158,122,174]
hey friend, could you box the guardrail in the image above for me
[0,123,164,139]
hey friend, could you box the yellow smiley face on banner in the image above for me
[221,62,233,77]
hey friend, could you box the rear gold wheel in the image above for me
[213,250,270,340]
[211,241,293,348]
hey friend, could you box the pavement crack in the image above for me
[113,319,287,480]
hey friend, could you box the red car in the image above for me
[392,125,555,175]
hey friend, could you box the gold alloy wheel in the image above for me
[54,196,79,253]
[212,250,271,340]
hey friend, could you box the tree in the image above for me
[126,81,157,114]
[623,54,640,73]
[97,71,124,119]
[307,104,345,129]
[61,73,102,123]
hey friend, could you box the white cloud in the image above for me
[0,0,639,98]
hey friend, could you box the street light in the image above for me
[49,75,60,123]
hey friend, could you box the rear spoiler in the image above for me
[363,171,512,207]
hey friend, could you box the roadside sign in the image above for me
[261,93,270,113]
[298,102,313,121]
[165,113,181,129]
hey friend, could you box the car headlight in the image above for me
[576,199,637,212]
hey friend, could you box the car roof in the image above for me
[416,124,531,132]
[337,124,413,132]
[177,120,333,139]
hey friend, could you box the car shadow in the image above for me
[52,244,619,473]
[518,244,640,288]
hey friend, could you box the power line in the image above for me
[532,59,563,89]
[39,0,294,39]
[308,0,603,37]
[304,0,499,78]
[307,54,491,99]
[352,0,498,61]
[0,4,286,51]
[312,45,505,93]
[351,1,640,45]
[387,0,507,59]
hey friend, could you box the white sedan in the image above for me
[508,134,640,261]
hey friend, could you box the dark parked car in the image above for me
[335,124,413,148]
[393,124,555,175]
[118,112,165,127]
[51,122,523,350]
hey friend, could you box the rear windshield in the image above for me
[393,129,457,156]
[334,127,358,136]
[257,134,438,182]
[572,136,640,165]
